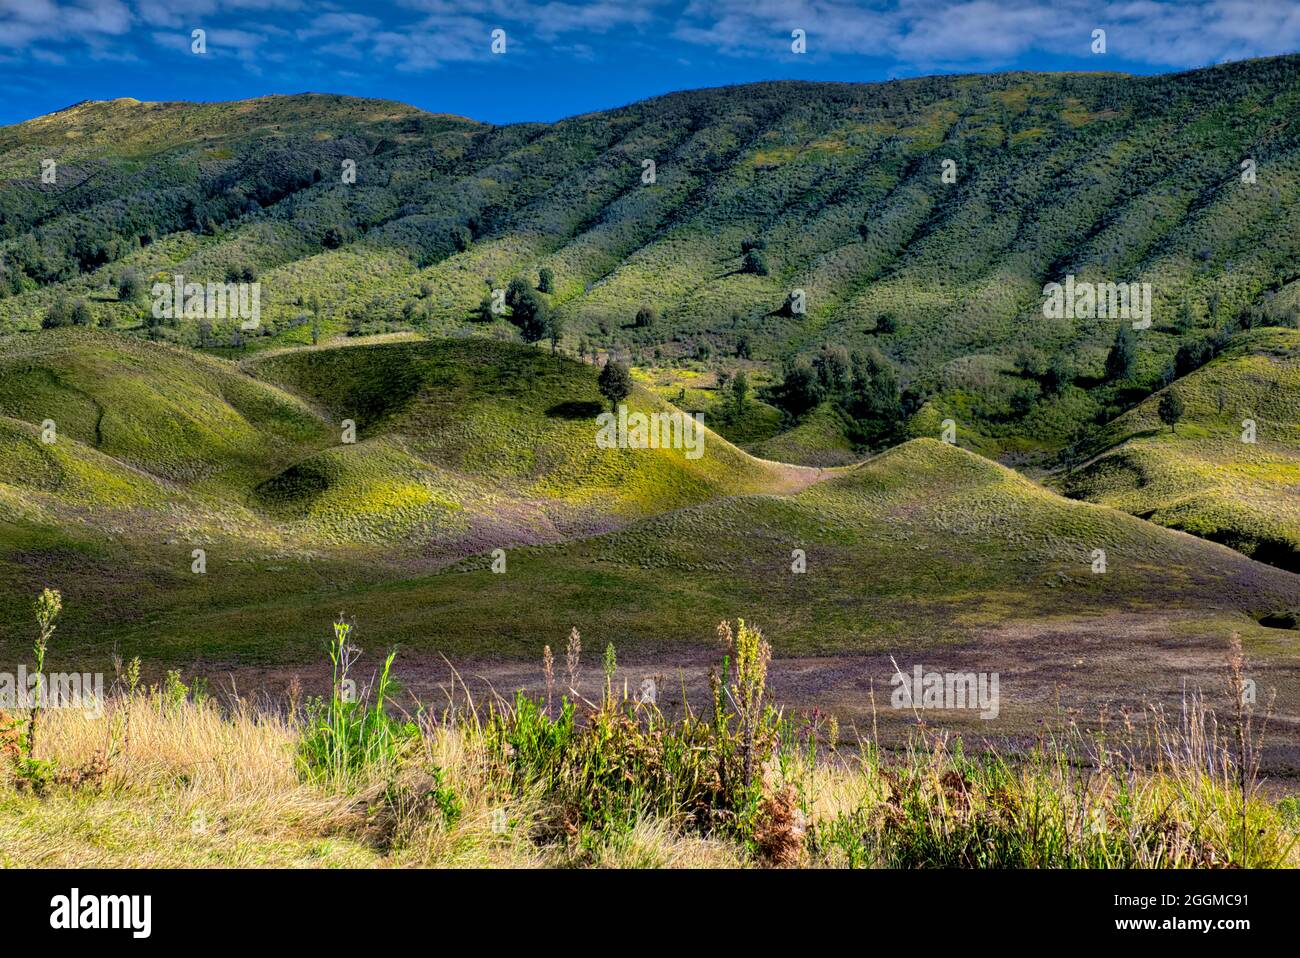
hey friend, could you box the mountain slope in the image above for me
[2,58,1298,457]
[1062,327,1300,570]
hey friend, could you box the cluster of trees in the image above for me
[774,344,905,444]
[40,296,95,329]
[471,272,568,352]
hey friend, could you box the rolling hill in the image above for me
[0,329,1293,671]
[1061,327,1300,571]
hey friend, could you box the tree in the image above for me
[741,249,769,276]
[598,359,632,411]
[546,313,564,354]
[634,306,657,328]
[1158,390,1184,433]
[509,286,549,343]
[731,369,750,414]
[1042,355,1073,396]
[846,348,902,433]
[538,267,555,294]
[777,359,821,416]
[505,277,532,309]
[813,345,851,395]
[1174,338,1214,377]
[875,313,898,335]
[1105,324,1138,381]
[117,269,144,303]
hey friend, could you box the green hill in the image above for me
[31,436,1292,670]
[3,58,1299,458]
[0,331,798,549]
[749,402,859,466]
[1061,328,1300,571]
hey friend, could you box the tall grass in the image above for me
[2,595,1297,868]
[295,618,418,788]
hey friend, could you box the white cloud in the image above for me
[2,0,1296,77]
[673,0,1300,68]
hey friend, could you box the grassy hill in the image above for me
[0,330,817,653]
[750,402,859,466]
[1061,328,1300,571]
[6,399,1294,670]
[3,58,1299,460]
[0,330,797,545]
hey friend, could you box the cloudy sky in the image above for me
[1,0,1297,125]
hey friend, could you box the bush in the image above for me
[741,249,769,276]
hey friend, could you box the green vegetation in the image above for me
[3,596,1295,868]
[2,58,1298,464]
[1062,328,1300,571]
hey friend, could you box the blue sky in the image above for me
[1,1,1298,127]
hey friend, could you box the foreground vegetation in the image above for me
[2,592,1296,868]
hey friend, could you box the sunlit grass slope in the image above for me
[247,338,797,521]
[1062,328,1300,571]
[93,438,1300,665]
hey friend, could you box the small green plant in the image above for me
[602,642,617,700]
[297,617,418,788]
[26,588,61,758]
[1,592,119,795]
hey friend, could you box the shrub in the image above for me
[741,249,769,276]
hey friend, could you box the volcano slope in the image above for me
[1062,327,1300,573]
[0,331,1297,765]
[3,56,1300,459]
